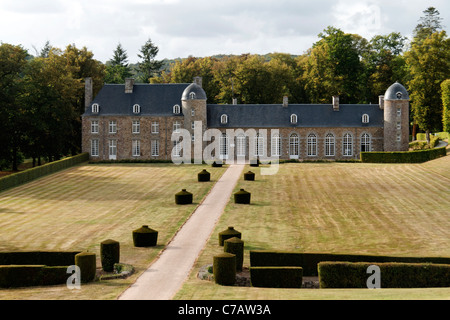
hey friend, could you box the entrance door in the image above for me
[289,134,299,159]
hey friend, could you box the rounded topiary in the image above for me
[100,239,120,272]
[211,161,223,167]
[218,226,242,246]
[224,237,244,271]
[244,171,255,181]
[198,169,211,182]
[132,225,158,247]
[234,188,251,204]
[75,251,96,283]
[175,189,193,205]
[213,252,236,286]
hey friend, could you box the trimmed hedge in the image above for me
[318,261,450,288]
[132,225,158,247]
[101,239,120,272]
[0,153,89,192]
[250,267,303,288]
[218,226,242,246]
[224,237,244,271]
[360,147,446,163]
[213,253,236,286]
[0,251,80,266]
[175,189,193,205]
[0,265,69,288]
[250,251,450,276]
[75,251,96,283]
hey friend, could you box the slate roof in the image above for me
[181,83,207,100]
[207,104,384,128]
[384,82,409,100]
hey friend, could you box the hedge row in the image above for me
[0,265,69,288]
[0,153,89,192]
[250,267,303,288]
[249,251,450,276]
[318,261,450,288]
[360,147,446,163]
[0,251,81,266]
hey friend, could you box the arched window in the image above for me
[236,134,246,157]
[343,133,353,156]
[325,133,335,157]
[271,133,281,157]
[220,133,229,159]
[254,133,264,157]
[92,103,99,113]
[290,114,298,124]
[289,133,299,158]
[133,104,141,114]
[361,133,371,152]
[362,114,369,123]
[189,92,196,99]
[173,104,181,114]
[307,133,317,156]
[221,114,228,124]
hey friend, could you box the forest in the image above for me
[1,7,449,171]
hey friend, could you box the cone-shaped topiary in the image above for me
[224,237,244,271]
[132,225,158,247]
[75,251,96,283]
[244,171,255,181]
[175,189,193,205]
[100,239,120,272]
[213,252,236,286]
[234,188,251,204]
[218,226,242,246]
[198,169,211,182]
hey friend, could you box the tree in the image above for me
[105,43,132,84]
[441,79,450,132]
[413,7,444,43]
[137,38,163,83]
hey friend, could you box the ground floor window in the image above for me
[254,134,264,157]
[343,133,353,156]
[271,134,281,157]
[361,133,371,152]
[220,133,229,159]
[109,140,117,160]
[91,139,99,157]
[325,133,335,156]
[132,140,141,157]
[289,133,299,158]
[151,140,159,156]
[307,133,317,156]
[236,134,246,157]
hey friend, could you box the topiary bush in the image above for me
[218,226,242,246]
[234,188,251,204]
[132,225,158,247]
[100,239,120,272]
[198,169,211,182]
[243,171,255,181]
[175,189,193,205]
[75,251,96,283]
[224,237,244,271]
[211,161,223,167]
[213,252,236,286]
[250,266,303,288]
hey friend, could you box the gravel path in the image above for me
[118,164,244,300]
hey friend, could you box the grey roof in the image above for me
[207,104,384,128]
[83,83,190,116]
[181,83,207,101]
[384,82,409,100]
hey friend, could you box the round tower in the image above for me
[383,82,410,151]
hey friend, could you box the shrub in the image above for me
[360,147,446,163]
[213,253,236,286]
[197,169,211,182]
[218,226,242,246]
[250,267,303,288]
[243,171,255,181]
[234,188,251,204]
[75,251,96,283]
[0,265,68,288]
[224,237,244,271]
[100,239,120,272]
[0,251,80,266]
[175,189,193,205]
[211,161,223,167]
[132,225,158,247]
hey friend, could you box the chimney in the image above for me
[379,95,384,109]
[85,77,93,111]
[194,76,202,88]
[232,98,238,105]
[283,96,288,107]
[125,78,135,93]
[332,96,339,111]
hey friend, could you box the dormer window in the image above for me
[189,92,196,100]
[133,104,141,114]
[221,114,228,124]
[92,103,99,114]
[290,114,297,124]
[173,104,181,114]
[362,114,369,124]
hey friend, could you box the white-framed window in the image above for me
[91,139,99,157]
[362,114,369,124]
[397,108,401,117]
[271,133,281,157]
[172,140,181,157]
[191,121,195,130]
[152,121,159,134]
[133,104,141,114]
[91,120,99,134]
[151,140,159,156]
[132,120,140,134]
[109,120,117,134]
[290,114,298,124]
[173,104,181,114]
[289,133,299,158]
[189,92,196,99]
[236,134,246,157]
[307,133,317,156]
[325,133,335,157]
[221,114,228,124]
[254,134,264,157]
[92,103,99,113]
[343,133,353,156]
[173,121,181,133]
[361,133,371,152]
[132,140,141,157]
[396,122,401,130]
[109,140,117,160]
[220,133,229,159]
[396,133,401,142]
[191,109,195,116]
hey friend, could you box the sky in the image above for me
[0,0,449,64]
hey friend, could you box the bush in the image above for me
[75,251,96,283]
[100,239,120,272]
[250,267,303,288]
[243,171,255,181]
[0,251,80,266]
[213,253,236,286]
[175,189,193,205]
[218,226,242,246]
[234,189,251,204]
[360,147,446,163]
[318,261,450,288]
[0,265,68,288]
[224,237,244,271]
[197,169,210,182]
[132,225,158,247]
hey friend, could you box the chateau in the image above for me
[81,77,410,162]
